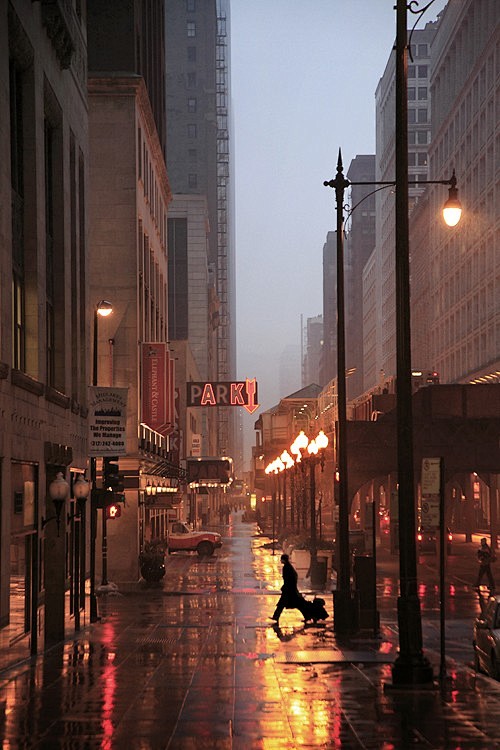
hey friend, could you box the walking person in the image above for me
[271,554,302,623]
[475,537,495,592]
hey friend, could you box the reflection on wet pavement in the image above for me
[1,513,500,748]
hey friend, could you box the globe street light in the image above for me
[90,299,113,622]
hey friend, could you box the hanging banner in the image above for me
[88,386,128,457]
[141,342,175,435]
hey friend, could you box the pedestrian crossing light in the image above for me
[103,456,125,493]
[105,503,121,520]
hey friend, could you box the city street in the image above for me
[1,514,500,748]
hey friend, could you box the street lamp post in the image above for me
[391,0,433,686]
[71,475,90,631]
[324,151,362,634]
[323,0,461,680]
[90,300,113,623]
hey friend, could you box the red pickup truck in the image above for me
[167,521,222,557]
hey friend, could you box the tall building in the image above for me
[87,0,175,582]
[1,0,89,654]
[321,231,337,386]
[345,155,376,399]
[302,315,323,388]
[411,0,499,385]
[372,21,439,387]
[278,345,302,399]
[165,0,237,458]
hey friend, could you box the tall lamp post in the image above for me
[90,299,113,622]
[324,0,462,678]
[306,430,329,582]
[71,474,90,631]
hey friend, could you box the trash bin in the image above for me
[353,554,379,632]
[310,556,328,588]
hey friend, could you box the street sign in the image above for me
[186,379,259,414]
[421,497,439,527]
[88,387,128,456]
[421,457,441,494]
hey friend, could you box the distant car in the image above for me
[473,595,500,679]
[167,521,222,557]
[417,527,452,554]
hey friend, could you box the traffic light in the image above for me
[103,456,125,493]
[105,503,122,519]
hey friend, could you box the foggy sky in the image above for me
[231,0,448,466]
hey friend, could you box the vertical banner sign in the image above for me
[167,353,175,435]
[141,343,176,437]
[421,457,441,528]
[88,387,128,457]
[141,342,167,432]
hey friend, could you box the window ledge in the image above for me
[11,370,44,396]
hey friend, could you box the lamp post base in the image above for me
[389,595,434,687]
[333,590,359,634]
[389,655,435,688]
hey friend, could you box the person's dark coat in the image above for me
[279,559,301,608]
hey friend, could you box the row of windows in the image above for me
[408,152,428,167]
[138,221,167,345]
[409,43,429,59]
[408,65,429,79]
[408,130,429,145]
[408,108,428,124]
[8,51,87,397]
[408,86,428,101]
[137,126,167,253]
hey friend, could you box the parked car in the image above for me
[167,521,222,557]
[417,526,452,554]
[473,595,500,679]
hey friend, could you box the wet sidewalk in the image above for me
[1,515,500,748]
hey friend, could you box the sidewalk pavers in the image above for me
[0,516,500,748]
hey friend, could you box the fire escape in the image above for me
[216,3,229,455]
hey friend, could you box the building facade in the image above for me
[412,0,499,385]
[373,21,439,387]
[344,155,376,399]
[1,0,90,655]
[165,0,237,461]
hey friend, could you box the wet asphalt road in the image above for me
[1,514,500,748]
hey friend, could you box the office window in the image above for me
[418,65,428,78]
[418,43,428,57]
[408,87,416,101]
[44,119,55,386]
[187,46,196,62]
[188,173,197,188]
[418,86,427,100]
[408,132,416,145]
[417,109,428,123]
[408,65,416,78]
[10,60,25,370]
[187,0,196,10]
[187,124,197,138]
[188,148,197,160]
[408,109,416,124]
[408,152,416,166]
[187,71,196,88]
[187,21,196,37]
[187,97,197,113]
[417,130,428,144]
[417,153,427,166]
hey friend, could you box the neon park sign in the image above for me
[187,379,259,414]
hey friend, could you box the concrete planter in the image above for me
[291,549,311,578]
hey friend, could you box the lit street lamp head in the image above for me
[96,299,113,317]
[442,171,462,227]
